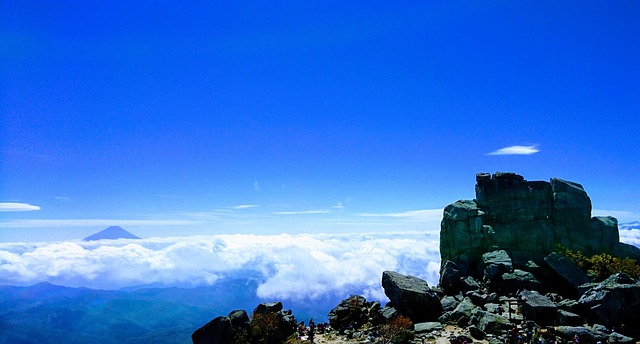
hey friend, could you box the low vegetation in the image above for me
[555,244,640,281]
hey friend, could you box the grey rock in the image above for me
[450,297,476,321]
[578,273,640,331]
[555,326,607,343]
[192,316,233,344]
[439,260,461,292]
[609,332,636,344]
[414,322,443,334]
[520,290,557,326]
[543,252,591,294]
[551,178,591,224]
[468,325,486,340]
[379,306,398,321]
[555,309,583,326]
[382,271,442,322]
[501,269,544,293]
[253,302,283,315]
[469,308,510,335]
[440,295,459,312]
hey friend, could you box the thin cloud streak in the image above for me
[273,210,332,215]
[0,202,41,212]
[234,205,259,209]
[356,209,443,221]
[0,219,198,228]
[487,145,540,156]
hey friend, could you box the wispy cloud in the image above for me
[234,205,259,209]
[0,202,41,212]
[356,209,443,221]
[332,202,345,209]
[273,210,332,215]
[487,145,540,156]
[0,219,197,228]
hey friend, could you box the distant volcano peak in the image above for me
[83,226,140,241]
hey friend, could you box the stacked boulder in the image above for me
[440,172,640,295]
[192,302,296,344]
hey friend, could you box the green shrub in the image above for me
[555,244,640,281]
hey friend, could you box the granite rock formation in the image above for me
[440,172,640,285]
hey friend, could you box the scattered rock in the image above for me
[520,290,557,326]
[382,271,443,322]
[414,322,444,334]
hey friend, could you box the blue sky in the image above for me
[2,1,640,242]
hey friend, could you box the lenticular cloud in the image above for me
[0,232,441,301]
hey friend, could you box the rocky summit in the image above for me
[192,172,640,343]
[440,172,640,285]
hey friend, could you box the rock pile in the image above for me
[192,302,296,344]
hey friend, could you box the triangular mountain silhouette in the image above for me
[83,226,140,241]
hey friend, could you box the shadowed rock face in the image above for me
[439,172,639,285]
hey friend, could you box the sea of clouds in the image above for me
[1,228,639,303]
[0,231,442,302]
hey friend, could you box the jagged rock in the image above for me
[501,269,544,293]
[414,322,443,334]
[555,326,607,343]
[328,295,373,331]
[468,325,486,340]
[382,271,443,322]
[469,308,510,334]
[543,252,590,294]
[519,290,557,326]
[466,291,487,306]
[578,273,640,333]
[253,302,283,315]
[450,297,476,321]
[440,295,459,312]
[555,309,583,326]
[192,316,233,344]
[439,260,461,292]
[609,332,636,344]
[556,299,581,314]
[378,306,398,321]
[459,276,481,292]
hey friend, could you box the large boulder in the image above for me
[578,273,640,335]
[543,252,590,294]
[554,326,608,343]
[550,178,591,225]
[519,290,557,326]
[382,271,443,322]
[192,316,233,344]
[469,308,510,334]
[501,269,543,293]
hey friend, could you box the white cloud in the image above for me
[0,232,442,302]
[273,210,332,215]
[234,205,259,209]
[0,202,41,212]
[0,219,197,228]
[332,202,344,209]
[357,209,443,221]
[620,229,640,248]
[487,145,540,156]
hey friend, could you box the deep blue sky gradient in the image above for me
[2,1,639,241]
